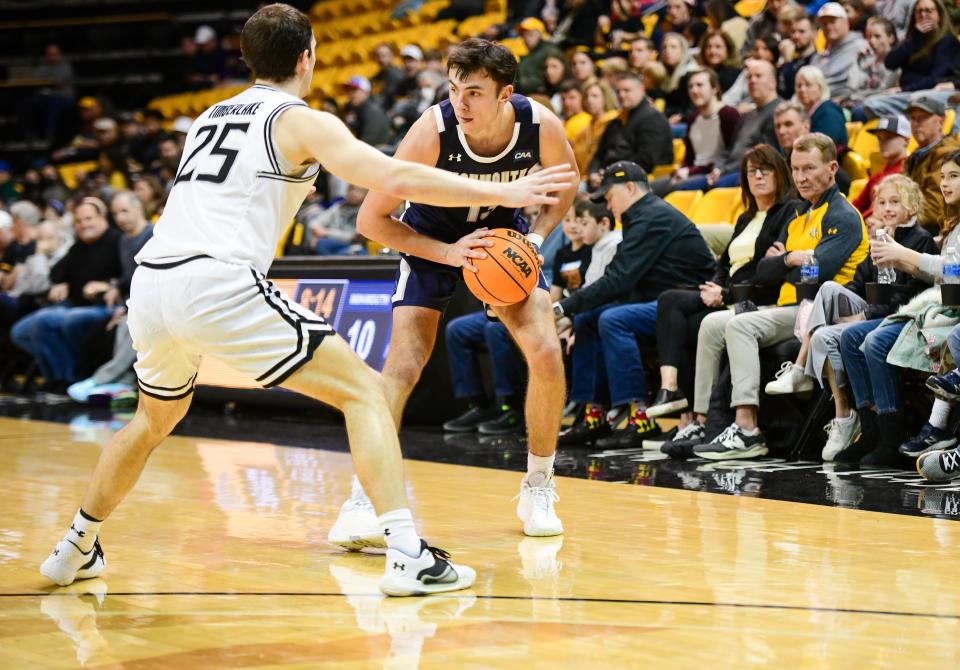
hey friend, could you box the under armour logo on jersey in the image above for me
[393,562,405,571]
[449,153,462,162]
[514,151,532,160]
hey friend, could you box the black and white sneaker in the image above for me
[926,370,960,401]
[380,540,476,597]
[646,389,689,418]
[40,538,106,586]
[656,421,708,455]
[693,423,768,460]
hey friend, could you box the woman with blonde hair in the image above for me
[571,80,620,176]
[793,65,848,148]
[658,32,696,122]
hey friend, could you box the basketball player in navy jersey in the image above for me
[39,4,575,596]
[329,38,578,544]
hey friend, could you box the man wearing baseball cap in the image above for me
[811,2,867,100]
[342,75,391,147]
[903,92,960,230]
[554,161,715,447]
[851,115,911,218]
[516,17,563,94]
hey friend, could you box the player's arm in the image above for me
[275,106,575,213]
[353,109,460,266]
[526,102,579,248]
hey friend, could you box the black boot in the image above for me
[860,413,911,468]
[442,398,500,432]
[835,408,878,464]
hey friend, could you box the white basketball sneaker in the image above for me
[379,541,476,597]
[328,496,386,552]
[40,538,106,586]
[516,472,564,537]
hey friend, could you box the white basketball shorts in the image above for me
[127,255,334,400]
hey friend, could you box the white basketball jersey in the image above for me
[136,84,319,274]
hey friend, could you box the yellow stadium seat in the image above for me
[735,0,766,17]
[842,151,869,181]
[664,190,703,217]
[689,187,742,225]
[848,178,868,202]
[499,36,528,58]
[850,118,880,168]
[673,138,686,165]
[650,164,675,178]
[58,161,98,190]
[845,122,862,145]
[945,108,955,134]
[653,98,666,112]
[815,29,826,52]
[641,14,658,38]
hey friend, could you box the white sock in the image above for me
[930,399,952,430]
[738,424,760,435]
[378,508,422,557]
[836,412,856,424]
[351,475,371,503]
[526,453,555,486]
[67,508,101,553]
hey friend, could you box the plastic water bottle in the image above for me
[875,229,897,285]
[944,246,960,284]
[800,252,819,284]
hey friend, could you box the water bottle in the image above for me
[800,252,819,284]
[875,229,897,285]
[944,246,960,285]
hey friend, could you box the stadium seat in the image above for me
[945,108,955,135]
[842,151,869,181]
[673,138,686,165]
[735,0,766,17]
[848,178,868,202]
[664,190,703,217]
[689,187,742,225]
[58,161,98,190]
[845,122,862,145]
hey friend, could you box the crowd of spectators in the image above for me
[2,0,960,480]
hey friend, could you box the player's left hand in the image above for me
[500,165,577,210]
[444,227,495,273]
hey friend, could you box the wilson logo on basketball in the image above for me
[502,247,533,278]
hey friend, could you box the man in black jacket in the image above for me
[555,162,716,447]
[587,72,673,185]
[10,197,121,394]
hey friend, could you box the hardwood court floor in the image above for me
[2,416,960,669]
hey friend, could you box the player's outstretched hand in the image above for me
[500,165,577,209]
[444,228,495,273]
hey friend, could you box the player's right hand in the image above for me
[444,228,495,273]
[500,165,578,210]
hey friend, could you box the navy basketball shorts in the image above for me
[391,253,549,311]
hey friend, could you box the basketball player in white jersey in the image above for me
[39,4,574,597]
[328,38,577,547]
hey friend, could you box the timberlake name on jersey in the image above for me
[455,168,532,183]
[209,102,265,119]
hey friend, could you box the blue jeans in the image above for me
[10,304,114,382]
[599,301,659,406]
[569,304,617,405]
[839,318,906,415]
[670,170,741,192]
[444,311,522,399]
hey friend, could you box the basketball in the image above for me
[463,228,541,306]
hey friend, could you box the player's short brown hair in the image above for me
[240,3,313,82]
[446,37,517,91]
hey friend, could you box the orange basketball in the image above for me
[463,228,541,307]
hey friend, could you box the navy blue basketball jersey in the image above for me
[401,94,541,244]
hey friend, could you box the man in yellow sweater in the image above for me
[690,132,868,459]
